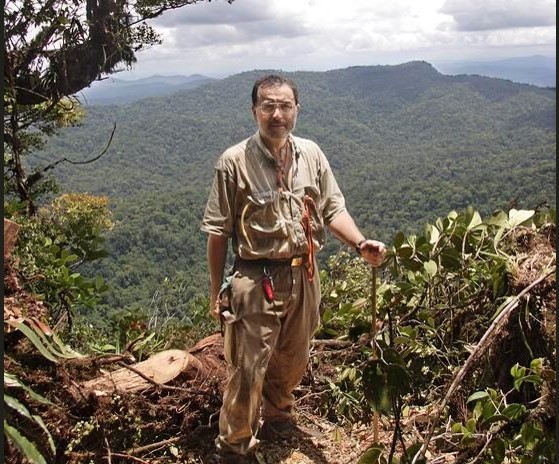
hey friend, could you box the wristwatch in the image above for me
[355,239,367,255]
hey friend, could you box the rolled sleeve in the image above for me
[201,164,235,238]
[318,153,347,225]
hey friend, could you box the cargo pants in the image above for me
[215,257,320,455]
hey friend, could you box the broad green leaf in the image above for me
[362,360,391,413]
[520,421,541,446]
[451,423,465,433]
[397,244,414,259]
[406,235,417,248]
[98,343,117,352]
[393,232,405,249]
[357,445,385,463]
[491,437,506,463]
[510,362,524,378]
[4,420,48,464]
[487,210,508,228]
[427,224,440,244]
[521,374,544,385]
[386,363,411,394]
[502,403,526,420]
[423,260,437,277]
[466,417,477,433]
[530,358,544,370]
[466,210,483,230]
[440,247,462,270]
[473,401,484,420]
[507,209,534,229]
[480,414,510,427]
[339,302,353,315]
[398,326,416,337]
[482,401,498,420]
[467,391,490,403]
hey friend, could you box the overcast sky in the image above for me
[119,0,556,79]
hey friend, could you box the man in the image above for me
[201,74,386,463]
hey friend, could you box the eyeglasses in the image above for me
[257,101,297,115]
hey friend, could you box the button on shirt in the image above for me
[201,132,347,260]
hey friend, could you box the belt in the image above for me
[236,256,305,267]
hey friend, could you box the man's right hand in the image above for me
[207,233,229,322]
[210,296,221,321]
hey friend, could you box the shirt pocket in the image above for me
[243,191,289,240]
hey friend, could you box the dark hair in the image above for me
[251,74,299,105]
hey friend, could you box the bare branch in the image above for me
[25,123,117,189]
[411,267,557,464]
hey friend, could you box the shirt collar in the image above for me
[253,131,301,163]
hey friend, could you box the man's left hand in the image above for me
[358,240,386,267]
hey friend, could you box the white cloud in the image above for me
[152,0,278,26]
[440,0,556,31]
[119,0,555,78]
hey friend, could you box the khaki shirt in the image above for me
[201,131,347,260]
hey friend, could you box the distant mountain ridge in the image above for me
[434,55,556,88]
[77,55,555,106]
[77,74,215,105]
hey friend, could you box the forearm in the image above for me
[327,211,365,248]
[328,211,386,267]
[207,233,229,305]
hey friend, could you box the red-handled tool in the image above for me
[262,266,274,303]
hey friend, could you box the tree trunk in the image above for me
[4,219,21,258]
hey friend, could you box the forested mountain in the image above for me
[434,55,556,88]
[31,61,556,320]
[77,74,215,105]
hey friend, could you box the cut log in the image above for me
[4,219,20,258]
[79,333,227,397]
[82,349,206,395]
[188,332,227,379]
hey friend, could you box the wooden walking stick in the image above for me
[370,266,380,442]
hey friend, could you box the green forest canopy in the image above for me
[30,62,556,322]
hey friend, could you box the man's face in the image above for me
[252,84,299,142]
